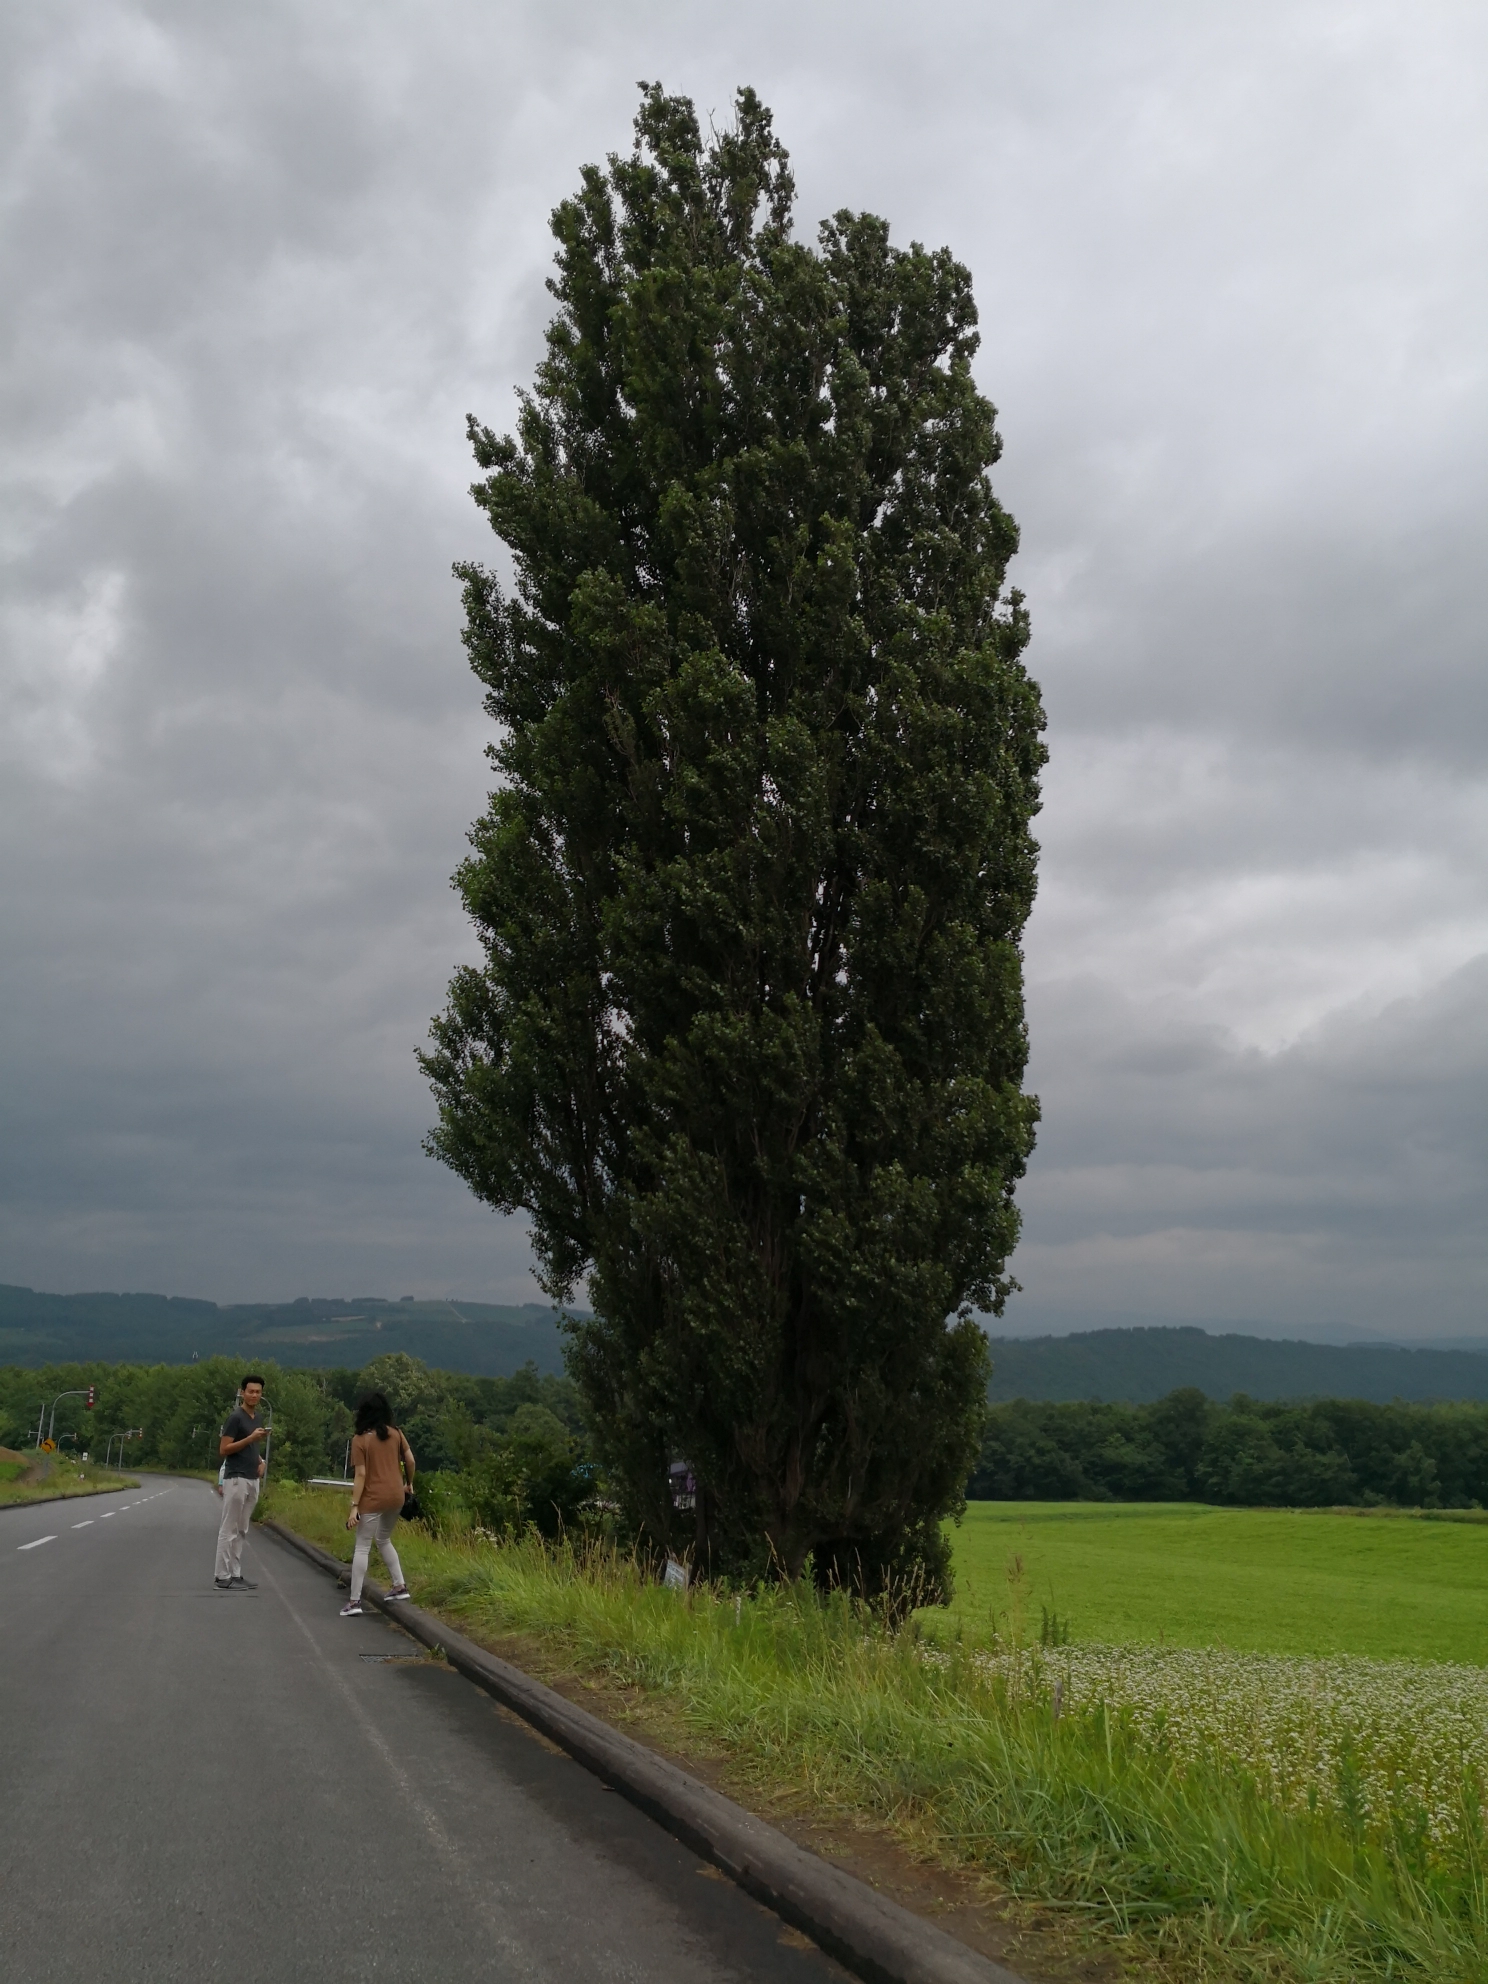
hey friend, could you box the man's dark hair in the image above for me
[241,1373,265,1390]
[355,1392,393,1441]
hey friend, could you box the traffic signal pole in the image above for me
[40,1389,93,1447]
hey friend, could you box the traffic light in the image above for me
[85,1386,95,1409]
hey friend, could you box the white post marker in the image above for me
[18,1536,56,1551]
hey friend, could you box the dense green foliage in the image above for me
[422,85,1044,1592]
[341,1351,593,1540]
[984,1326,1488,1405]
[0,1353,587,1526]
[974,1389,1488,1507]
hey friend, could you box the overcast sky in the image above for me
[2,1,1484,1339]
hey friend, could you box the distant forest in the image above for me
[985,1326,1488,1405]
[971,1393,1488,1509]
[0,1284,567,1376]
[12,1290,1488,1514]
[10,1347,1488,1514]
[9,1290,1488,1409]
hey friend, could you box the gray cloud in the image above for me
[1013,955,1488,1338]
[1,1,1484,1328]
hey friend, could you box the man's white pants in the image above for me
[216,1477,259,1580]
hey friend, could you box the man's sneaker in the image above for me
[229,1576,258,1590]
[214,1576,233,1590]
[385,1584,412,1603]
[340,1599,363,1616]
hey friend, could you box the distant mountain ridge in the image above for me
[0,1283,568,1377]
[8,1287,1488,1403]
[987,1325,1488,1405]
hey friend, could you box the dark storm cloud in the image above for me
[1,2,1484,1324]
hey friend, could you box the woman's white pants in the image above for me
[350,1508,404,1601]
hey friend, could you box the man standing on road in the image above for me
[215,1375,267,1591]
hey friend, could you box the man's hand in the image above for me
[345,1509,359,1531]
[219,1423,269,1459]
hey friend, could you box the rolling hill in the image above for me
[0,1284,567,1377]
[8,1285,1487,1404]
[985,1325,1488,1405]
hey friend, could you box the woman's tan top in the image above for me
[351,1427,410,1514]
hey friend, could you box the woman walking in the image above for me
[342,1392,415,1616]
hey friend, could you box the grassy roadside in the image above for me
[0,1450,137,1506]
[262,1482,1488,1984]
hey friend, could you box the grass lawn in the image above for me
[0,1451,137,1506]
[945,1501,1488,1664]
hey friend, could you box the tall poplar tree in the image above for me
[421,85,1045,1593]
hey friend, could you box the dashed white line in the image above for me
[18,1536,56,1551]
[100,1511,115,1519]
[72,1520,94,1529]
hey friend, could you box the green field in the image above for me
[946,1501,1488,1663]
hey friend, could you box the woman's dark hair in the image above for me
[355,1391,393,1441]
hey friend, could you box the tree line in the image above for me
[0,1352,591,1536]
[973,1390,1488,1508]
[13,1356,1482,1525]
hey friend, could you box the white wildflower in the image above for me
[969,1643,1488,1856]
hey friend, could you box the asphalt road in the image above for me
[0,1478,846,1982]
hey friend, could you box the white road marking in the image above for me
[18,1536,56,1551]
[258,1555,543,1978]
[72,1520,94,1529]
[100,1512,115,1518]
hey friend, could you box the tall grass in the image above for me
[265,1483,1488,1983]
[0,1451,135,1504]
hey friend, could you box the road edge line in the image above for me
[0,1480,142,1514]
[260,1517,1028,1984]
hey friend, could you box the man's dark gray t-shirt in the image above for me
[221,1408,263,1480]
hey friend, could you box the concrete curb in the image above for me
[262,1518,1028,1984]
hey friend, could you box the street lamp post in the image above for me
[38,1390,90,1448]
[106,1428,143,1468]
